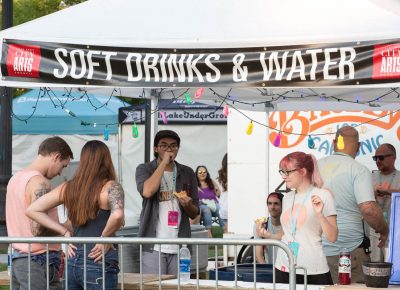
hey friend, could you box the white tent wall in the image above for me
[227,109,269,235]
[12,134,119,175]
[120,123,227,226]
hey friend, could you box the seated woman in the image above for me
[195,165,224,237]
[27,140,125,290]
[217,153,228,233]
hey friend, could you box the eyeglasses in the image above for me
[278,169,298,177]
[198,171,207,175]
[158,143,179,151]
[372,154,393,161]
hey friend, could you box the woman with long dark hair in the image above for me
[195,165,224,238]
[27,140,125,290]
[217,153,228,232]
[275,151,337,285]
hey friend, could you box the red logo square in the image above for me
[372,44,400,79]
[6,44,41,78]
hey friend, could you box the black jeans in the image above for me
[275,268,334,285]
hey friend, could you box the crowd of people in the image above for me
[254,126,397,285]
[5,126,399,288]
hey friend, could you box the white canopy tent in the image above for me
[0,0,399,50]
[1,0,400,234]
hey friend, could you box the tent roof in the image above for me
[1,0,400,48]
[12,89,127,134]
[1,0,400,109]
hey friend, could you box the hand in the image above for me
[378,230,389,248]
[88,243,113,263]
[255,222,269,238]
[374,184,386,197]
[311,195,324,216]
[177,195,192,208]
[161,152,175,165]
[67,243,77,258]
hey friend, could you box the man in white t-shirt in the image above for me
[370,143,400,262]
[254,192,283,264]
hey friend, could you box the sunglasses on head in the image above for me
[372,154,393,161]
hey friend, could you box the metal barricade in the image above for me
[0,237,299,290]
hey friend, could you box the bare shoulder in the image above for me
[26,175,51,204]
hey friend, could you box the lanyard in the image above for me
[289,186,313,239]
[378,171,397,189]
[378,170,397,215]
[268,218,276,234]
[161,163,177,193]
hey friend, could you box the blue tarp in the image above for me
[13,90,127,135]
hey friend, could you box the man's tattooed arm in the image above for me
[30,181,59,237]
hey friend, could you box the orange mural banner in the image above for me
[269,111,400,148]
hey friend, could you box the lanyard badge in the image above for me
[288,241,299,258]
[168,210,179,228]
[288,187,313,260]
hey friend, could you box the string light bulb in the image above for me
[246,121,254,135]
[184,92,192,104]
[337,134,345,150]
[132,123,139,138]
[64,108,76,117]
[307,135,315,149]
[273,132,281,147]
[104,126,109,141]
[223,105,229,117]
[160,111,168,124]
[194,87,204,99]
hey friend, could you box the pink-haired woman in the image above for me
[275,151,338,285]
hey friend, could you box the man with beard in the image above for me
[254,192,284,264]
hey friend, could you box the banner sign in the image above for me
[119,99,226,124]
[267,110,400,192]
[2,39,400,87]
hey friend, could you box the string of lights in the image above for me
[9,87,400,142]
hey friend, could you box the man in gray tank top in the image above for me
[254,192,283,264]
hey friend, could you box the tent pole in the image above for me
[0,0,13,237]
[144,90,158,162]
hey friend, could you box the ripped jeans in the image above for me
[63,251,119,290]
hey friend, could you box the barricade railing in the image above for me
[0,237,300,290]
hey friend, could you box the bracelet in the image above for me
[62,229,68,236]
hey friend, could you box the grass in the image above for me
[207,225,224,259]
[0,263,8,290]
[0,245,8,255]
[211,226,224,238]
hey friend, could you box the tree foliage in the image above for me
[0,0,86,27]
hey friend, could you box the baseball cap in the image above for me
[154,130,181,146]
